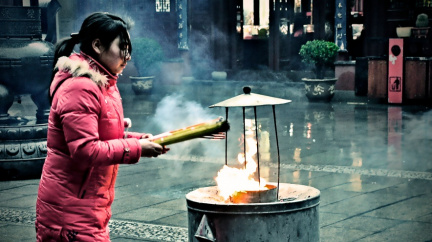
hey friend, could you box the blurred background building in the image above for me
[1,0,431,100]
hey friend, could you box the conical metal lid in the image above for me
[209,87,292,108]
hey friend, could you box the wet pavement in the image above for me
[1,80,431,241]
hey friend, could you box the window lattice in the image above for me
[156,0,170,12]
[416,0,432,7]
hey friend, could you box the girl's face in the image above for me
[97,36,131,75]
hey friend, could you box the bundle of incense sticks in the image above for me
[150,117,230,146]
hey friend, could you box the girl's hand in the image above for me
[139,139,163,157]
[161,146,170,154]
[141,133,153,139]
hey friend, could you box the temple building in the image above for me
[1,0,431,103]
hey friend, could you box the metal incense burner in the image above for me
[186,87,321,242]
[0,3,55,180]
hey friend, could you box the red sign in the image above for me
[388,39,403,103]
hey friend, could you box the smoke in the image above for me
[402,109,432,171]
[188,27,217,79]
[149,93,226,159]
[404,109,432,140]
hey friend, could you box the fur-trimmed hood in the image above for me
[53,52,118,88]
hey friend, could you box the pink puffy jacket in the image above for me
[36,52,143,241]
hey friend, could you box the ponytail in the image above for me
[53,34,80,70]
[49,34,80,104]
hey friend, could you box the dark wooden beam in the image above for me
[363,0,387,56]
[269,0,281,70]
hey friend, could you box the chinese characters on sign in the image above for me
[177,0,188,50]
[334,0,347,50]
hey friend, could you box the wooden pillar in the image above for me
[254,0,259,26]
[227,0,239,71]
[363,0,387,56]
[210,0,239,71]
[280,0,294,67]
[211,0,227,70]
[313,0,326,40]
[301,0,309,14]
[269,0,280,70]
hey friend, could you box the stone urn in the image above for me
[211,71,227,81]
[130,76,154,95]
[302,78,337,102]
[396,27,412,38]
[299,40,339,102]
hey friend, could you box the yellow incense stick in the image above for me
[151,117,230,146]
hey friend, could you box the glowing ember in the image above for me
[215,119,268,201]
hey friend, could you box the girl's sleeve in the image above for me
[58,78,142,167]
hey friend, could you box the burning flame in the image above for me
[215,119,268,201]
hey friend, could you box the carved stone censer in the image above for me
[0,3,55,180]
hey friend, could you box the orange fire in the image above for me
[215,119,268,201]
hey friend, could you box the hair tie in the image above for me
[70,33,80,42]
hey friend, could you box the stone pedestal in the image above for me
[335,60,355,90]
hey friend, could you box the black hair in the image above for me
[49,12,132,103]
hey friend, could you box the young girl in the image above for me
[35,12,167,241]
